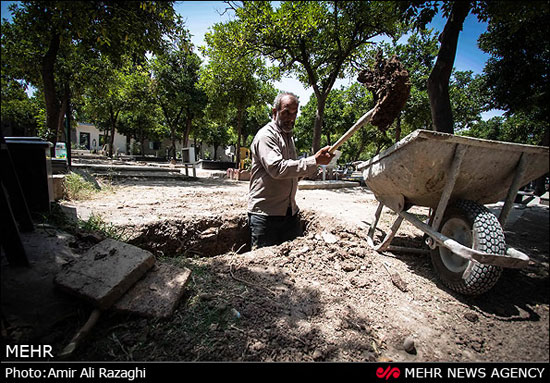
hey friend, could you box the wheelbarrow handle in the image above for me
[329,107,375,155]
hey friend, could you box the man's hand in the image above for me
[314,146,334,165]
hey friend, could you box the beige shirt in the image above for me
[248,121,318,216]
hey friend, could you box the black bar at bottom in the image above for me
[1,361,548,382]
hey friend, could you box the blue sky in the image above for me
[1,1,499,117]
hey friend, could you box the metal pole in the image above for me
[65,96,72,168]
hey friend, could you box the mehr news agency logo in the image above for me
[375,365,546,381]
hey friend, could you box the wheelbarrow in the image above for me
[357,129,549,295]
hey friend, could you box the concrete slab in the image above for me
[54,239,155,310]
[298,180,360,190]
[113,263,191,319]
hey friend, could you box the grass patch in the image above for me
[39,203,129,242]
[79,213,129,241]
[63,172,98,200]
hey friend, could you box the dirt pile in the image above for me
[357,52,411,131]
[3,178,548,362]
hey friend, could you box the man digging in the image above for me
[247,92,334,249]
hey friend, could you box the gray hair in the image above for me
[273,92,299,111]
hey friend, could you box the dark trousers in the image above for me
[248,208,303,249]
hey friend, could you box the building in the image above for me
[74,122,234,162]
[75,122,127,154]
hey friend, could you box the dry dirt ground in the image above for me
[4,172,549,362]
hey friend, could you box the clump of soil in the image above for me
[357,52,411,131]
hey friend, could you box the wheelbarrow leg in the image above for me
[367,202,384,239]
[499,152,528,227]
[366,204,404,252]
[431,144,467,234]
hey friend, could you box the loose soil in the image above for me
[3,174,549,362]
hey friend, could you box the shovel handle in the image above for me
[329,107,375,155]
[59,308,102,358]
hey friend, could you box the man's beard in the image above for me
[276,116,294,133]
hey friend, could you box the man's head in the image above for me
[272,92,299,133]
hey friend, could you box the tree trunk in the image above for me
[41,33,61,156]
[56,87,69,142]
[312,94,327,153]
[427,1,471,134]
[183,115,192,148]
[395,114,402,142]
[108,108,118,158]
[236,105,244,168]
[375,141,383,156]
[169,127,177,160]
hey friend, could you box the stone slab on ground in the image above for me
[113,263,191,319]
[54,239,155,310]
[298,180,360,190]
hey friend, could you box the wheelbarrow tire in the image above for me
[430,199,504,295]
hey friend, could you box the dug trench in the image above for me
[34,206,547,363]
[63,210,390,362]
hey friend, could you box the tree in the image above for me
[477,1,549,147]
[200,20,274,167]
[402,1,495,134]
[151,30,207,159]
[0,77,40,137]
[1,1,179,153]
[118,63,163,156]
[426,1,471,134]
[80,56,129,157]
[227,1,407,153]
[240,103,274,148]
[295,82,392,163]
[449,70,488,132]
[393,28,439,138]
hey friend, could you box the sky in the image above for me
[1,1,500,118]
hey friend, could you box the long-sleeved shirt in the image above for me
[248,121,318,216]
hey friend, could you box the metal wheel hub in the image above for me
[439,217,472,273]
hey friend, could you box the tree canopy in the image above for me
[225,0,408,153]
[200,19,275,166]
[1,1,180,152]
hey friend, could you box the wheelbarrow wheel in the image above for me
[430,199,504,295]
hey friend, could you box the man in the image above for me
[248,92,334,249]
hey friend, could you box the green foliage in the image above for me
[199,18,275,163]
[0,77,41,136]
[118,61,165,149]
[295,81,393,162]
[228,0,409,151]
[241,158,252,171]
[79,213,129,242]
[478,1,549,131]
[462,112,547,145]
[63,172,98,200]
[1,1,180,145]
[151,28,207,154]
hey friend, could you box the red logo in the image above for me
[376,366,401,380]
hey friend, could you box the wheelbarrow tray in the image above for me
[358,129,549,210]
[357,129,548,276]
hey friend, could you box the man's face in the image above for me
[274,96,298,132]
